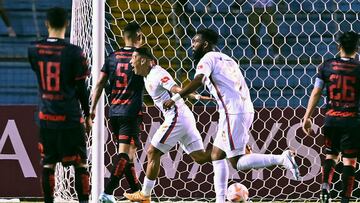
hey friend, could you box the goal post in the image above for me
[62,0,360,202]
[90,0,105,202]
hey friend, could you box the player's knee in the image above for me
[211,147,226,161]
[343,150,358,167]
[147,146,163,162]
[190,150,210,164]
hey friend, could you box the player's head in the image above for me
[192,28,219,61]
[131,46,154,76]
[45,7,68,30]
[338,31,359,56]
[123,22,142,46]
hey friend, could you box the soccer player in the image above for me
[90,22,144,203]
[302,31,360,203]
[124,47,212,203]
[28,7,91,203]
[163,28,300,203]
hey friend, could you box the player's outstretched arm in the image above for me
[169,83,212,101]
[163,74,205,110]
[90,72,108,118]
[302,87,322,135]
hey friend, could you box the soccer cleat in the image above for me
[282,150,300,181]
[320,189,331,203]
[99,192,116,203]
[124,191,151,203]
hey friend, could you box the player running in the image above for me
[163,28,300,203]
[124,47,212,203]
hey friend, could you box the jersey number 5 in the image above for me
[115,63,129,88]
[329,74,356,102]
[38,61,61,91]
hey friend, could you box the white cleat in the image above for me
[282,150,300,180]
[99,192,116,203]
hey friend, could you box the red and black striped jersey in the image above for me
[316,57,360,126]
[101,47,144,117]
[28,38,90,129]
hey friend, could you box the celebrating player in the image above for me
[163,28,300,203]
[124,47,212,203]
[90,22,144,202]
[303,31,360,203]
[28,7,91,203]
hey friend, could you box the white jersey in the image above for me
[144,65,190,117]
[194,51,254,114]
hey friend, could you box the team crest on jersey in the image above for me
[146,83,154,91]
[161,76,170,83]
[197,65,203,69]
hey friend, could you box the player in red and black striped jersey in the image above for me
[90,22,144,203]
[28,7,91,203]
[303,31,360,203]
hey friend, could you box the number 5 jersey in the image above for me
[101,47,144,118]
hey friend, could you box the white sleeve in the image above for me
[194,53,214,78]
[158,68,177,91]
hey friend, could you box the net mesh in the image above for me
[59,0,360,202]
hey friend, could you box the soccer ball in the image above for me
[227,183,249,203]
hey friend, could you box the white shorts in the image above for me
[151,112,204,154]
[213,112,254,158]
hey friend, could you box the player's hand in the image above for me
[245,144,252,154]
[89,112,96,120]
[302,118,313,135]
[85,116,93,134]
[163,99,175,111]
[199,95,213,101]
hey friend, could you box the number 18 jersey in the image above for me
[28,38,89,128]
[316,57,360,126]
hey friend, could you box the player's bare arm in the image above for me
[169,84,212,101]
[302,87,322,135]
[90,72,108,118]
[163,74,205,110]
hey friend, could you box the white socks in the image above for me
[213,159,229,203]
[141,176,156,196]
[236,153,283,170]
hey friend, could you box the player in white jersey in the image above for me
[124,47,212,203]
[163,28,300,203]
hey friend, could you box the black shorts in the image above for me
[323,126,360,158]
[39,125,87,167]
[110,116,142,148]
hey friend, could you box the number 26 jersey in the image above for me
[316,57,360,126]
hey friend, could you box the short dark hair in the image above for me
[124,22,141,39]
[339,31,359,55]
[46,7,68,29]
[135,46,154,60]
[196,28,219,46]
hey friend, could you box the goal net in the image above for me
[58,0,360,202]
